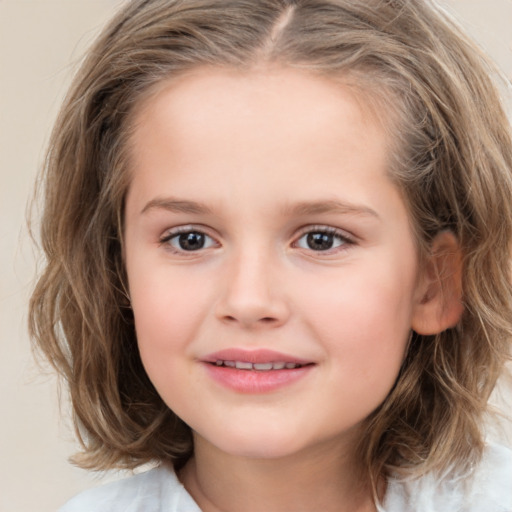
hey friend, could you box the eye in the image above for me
[160,228,217,252]
[294,227,352,252]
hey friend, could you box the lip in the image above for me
[201,348,315,393]
[203,348,311,365]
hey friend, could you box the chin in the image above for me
[197,422,322,461]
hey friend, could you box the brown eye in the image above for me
[306,232,335,251]
[295,228,350,252]
[162,230,217,252]
[176,232,206,251]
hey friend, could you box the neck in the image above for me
[179,433,378,512]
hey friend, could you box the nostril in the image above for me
[221,315,278,325]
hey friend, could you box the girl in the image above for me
[30,0,512,511]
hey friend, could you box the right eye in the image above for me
[160,229,217,252]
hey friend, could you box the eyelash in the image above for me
[159,225,355,255]
[159,225,218,254]
[293,225,355,254]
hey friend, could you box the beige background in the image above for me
[1,1,511,511]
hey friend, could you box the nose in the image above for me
[215,248,290,329]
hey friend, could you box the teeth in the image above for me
[253,363,273,371]
[235,361,253,370]
[214,360,303,371]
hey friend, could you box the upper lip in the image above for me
[202,348,312,365]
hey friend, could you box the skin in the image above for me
[124,67,446,512]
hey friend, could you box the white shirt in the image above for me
[59,443,512,512]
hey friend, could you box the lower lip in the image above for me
[203,363,313,393]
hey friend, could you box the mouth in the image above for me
[210,360,308,371]
[202,349,315,393]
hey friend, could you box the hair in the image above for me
[30,0,512,496]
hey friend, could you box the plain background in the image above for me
[1,1,511,511]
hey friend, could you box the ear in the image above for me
[411,231,464,335]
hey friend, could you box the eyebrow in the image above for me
[282,200,380,219]
[141,197,379,219]
[141,197,213,215]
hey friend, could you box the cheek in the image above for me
[127,261,211,365]
[296,259,415,377]
[129,276,205,407]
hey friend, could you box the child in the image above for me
[30,0,512,510]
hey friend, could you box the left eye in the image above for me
[295,230,348,251]
[162,230,217,252]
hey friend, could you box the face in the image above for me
[124,67,425,462]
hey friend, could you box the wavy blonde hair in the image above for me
[30,0,512,493]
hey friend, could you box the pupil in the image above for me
[179,232,205,250]
[307,232,333,251]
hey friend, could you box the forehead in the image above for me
[128,66,395,178]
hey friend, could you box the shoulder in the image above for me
[381,443,512,512]
[58,466,201,512]
[467,443,512,511]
